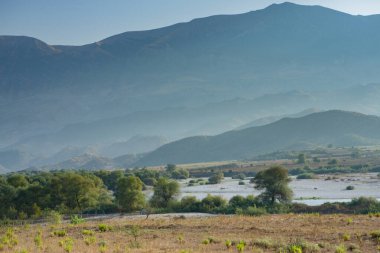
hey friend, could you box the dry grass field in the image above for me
[1,214,380,253]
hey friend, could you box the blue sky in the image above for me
[1,0,380,45]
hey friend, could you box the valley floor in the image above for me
[2,213,380,252]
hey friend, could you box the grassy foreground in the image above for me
[1,214,380,253]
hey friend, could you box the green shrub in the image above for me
[236,241,245,252]
[84,236,96,246]
[53,230,67,237]
[82,229,95,236]
[346,185,355,191]
[225,239,232,249]
[98,224,112,232]
[70,215,85,224]
[342,233,350,241]
[1,228,18,248]
[59,237,74,253]
[178,234,185,244]
[370,230,380,239]
[34,230,43,249]
[45,210,62,224]
[202,239,210,245]
[335,244,346,253]
[296,173,317,180]
[252,238,274,249]
[232,173,246,180]
[129,225,141,242]
[288,245,303,253]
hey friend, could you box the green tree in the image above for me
[251,166,293,205]
[7,174,29,188]
[115,176,145,212]
[0,181,16,218]
[297,153,306,164]
[166,164,176,174]
[208,172,224,184]
[171,168,189,179]
[58,172,110,212]
[150,178,179,208]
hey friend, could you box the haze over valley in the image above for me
[2,2,380,171]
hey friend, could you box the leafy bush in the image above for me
[236,206,267,216]
[232,173,246,180]
[288,245,303,253]
[225,239,232,249]
[59,237,74,253]
[335,244,346,253]
[45,210,62,224]
[53,230,67,237]
[98,224,112,232]
[208,172,224,184]
[296,173,317,179]
[342,233,350,241]
[370,230,380,239]
[34,230,43,249]
[82,229,95,236]
[237,240,246,252]
[70,215,85,224]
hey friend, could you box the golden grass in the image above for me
[1,213,380,252]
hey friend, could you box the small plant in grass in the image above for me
[346,218,353,225]
[129,225,141,242]
[98,241,107,253]
[70,215,85,225]
[369,212,380,218]
[15,249,29,253]
[1,228,18,248]
[179,250,191,253]
[288,245,303,253]
[98,224,112,232]
[178,234,185,244]
[84,236,96,246]
[34,230,43,249]
[342,233,350,241]
[225,239,232,249]
[129,240,141,249]
[370,230,380,239]
[236,240,246,252]
[82,229,95,236]
[52,230,67,237]
[252,238,274,249]
[347,243,360,251]
[207,237,220,244]
[335,244,346,253]
[59,237,74,253]
[202,239,210,245]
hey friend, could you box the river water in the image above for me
[178,173,380,206]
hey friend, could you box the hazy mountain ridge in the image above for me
[136,110,380,166]
[2,2,380,170]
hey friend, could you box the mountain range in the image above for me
[136,110,380,166]
[1,2,380,171]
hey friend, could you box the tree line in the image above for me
[1,165,379,220]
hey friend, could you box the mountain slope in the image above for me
[136,110,380,166]
[2,3,380,170]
